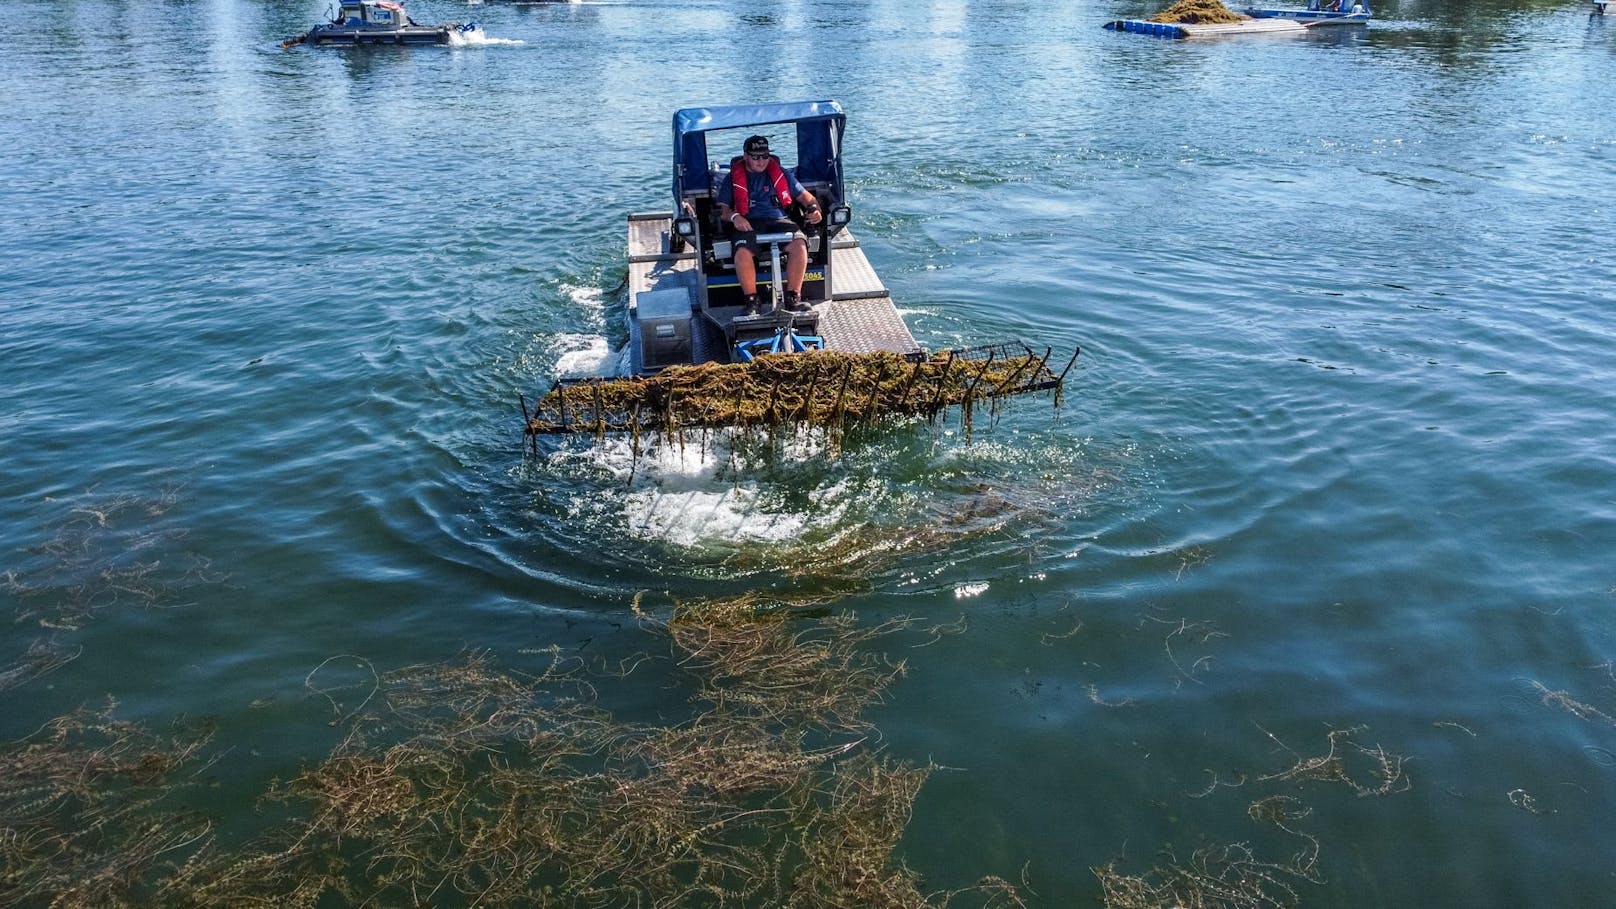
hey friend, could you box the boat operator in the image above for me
[716,135,824,314]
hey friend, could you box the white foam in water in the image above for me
[448,28,525,46]
[560,283,607,327]
[552,334,619,378]
[632,454,854,549]
[625,484,810,548]
[769,429,832,463]
[543,284,616,375]
[549,432,851,549]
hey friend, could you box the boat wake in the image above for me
[547,431,845,551]
[550,334,619,378]
[449,30,525,46]
[518,417,1099,593]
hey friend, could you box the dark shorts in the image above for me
[728,218,806,255]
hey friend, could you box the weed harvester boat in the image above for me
[282,0,480,47]
[521,101,1077,445]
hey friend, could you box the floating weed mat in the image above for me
[1149,0,1250,23]
[522,344,1078,445]
[663,594,912,736]
[0,638,81,695]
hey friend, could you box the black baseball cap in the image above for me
[743,135,770,155]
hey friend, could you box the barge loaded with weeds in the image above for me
[522,100,1077,446]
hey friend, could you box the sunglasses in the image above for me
[746,153,770,160]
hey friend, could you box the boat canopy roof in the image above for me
[672,100,846,203]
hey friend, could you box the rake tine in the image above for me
[831,361,855,424]
[899,357,925,411]
[861,361,886,420]
[990,353,1034,397]
[986,351,1041,430]
[962,350,994,404]
[799,361,822,422]
[518,392,536,455]
[961,351,993,440]
[1055,346,1081,385]
[1053,346,1081,409]
[928,351,956,416]
[628,401,642,485]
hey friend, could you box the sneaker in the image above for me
[784,291,808,312]
[744,293,759,316]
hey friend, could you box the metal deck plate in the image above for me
[625,215,912,356]
[630,258,698,298]
[628,214,697,264]
[829,241,888,300]
[818,297,920,357]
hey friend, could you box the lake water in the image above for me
[4,0,1616,904]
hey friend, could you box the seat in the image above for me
[695,164,831,312]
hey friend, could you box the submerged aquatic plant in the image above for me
[2,486,224,694]
[1093,843,1300,909]
[164,617,1018,907]
[0,703,216,908]
[3,603,1023,907]
[1093,725,1412,908]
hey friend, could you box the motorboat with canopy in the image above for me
[283,1,480,47]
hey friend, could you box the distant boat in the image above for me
[283,0,481,47]
[1105,0,1371,39]
[1237,0,1372,24]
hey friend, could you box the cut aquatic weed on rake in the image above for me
[520,344,1078,446]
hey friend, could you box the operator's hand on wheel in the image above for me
[807,208,823,225]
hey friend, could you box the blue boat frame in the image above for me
[1238,0,1372,24]
[671,101,846,218]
